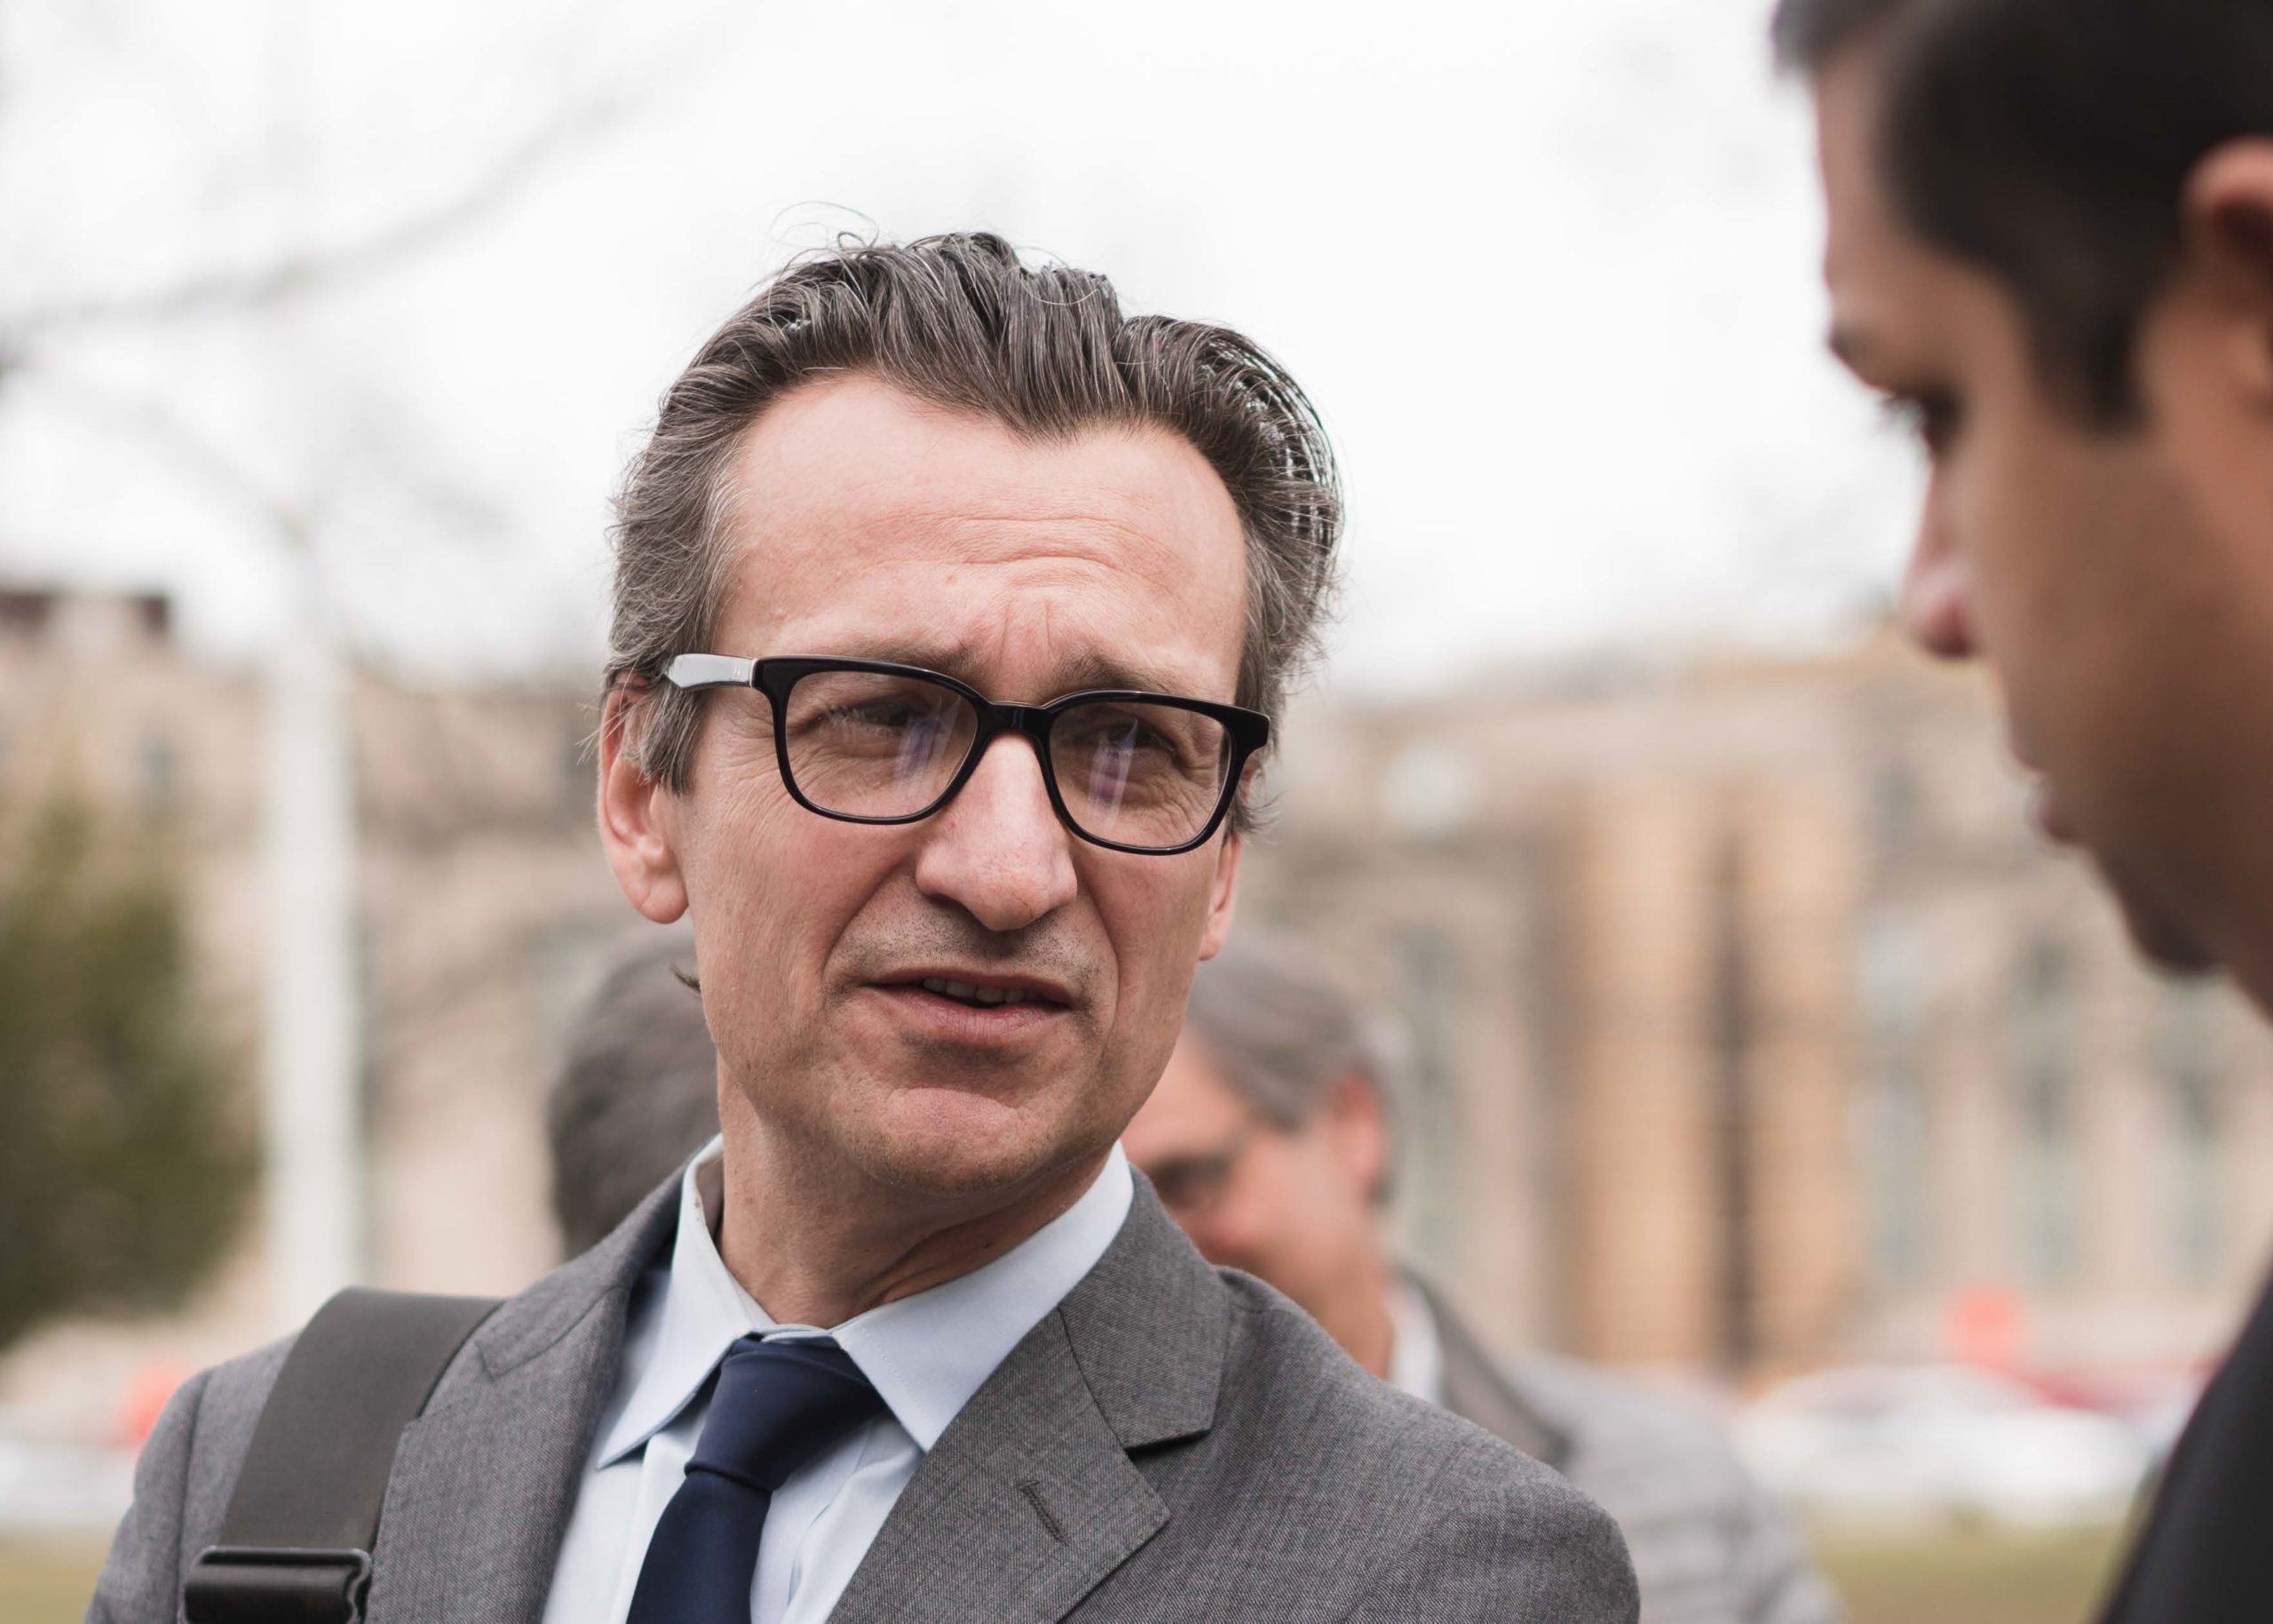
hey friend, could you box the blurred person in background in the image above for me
[91,232,1636,1622]
[1122,933,1841,1624]
[547,924,709,1257]
[1776,1,2273,1618]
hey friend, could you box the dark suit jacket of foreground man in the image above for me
[2096,1270,2273,1622]
[90,1176,1638,1622]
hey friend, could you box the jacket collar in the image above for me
[1409,1271,1572,1471]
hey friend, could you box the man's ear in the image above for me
[598,685,690,923]
[2181,139,2273,404]
[1319,1073,1390,1203]
[1196,829,1244,962]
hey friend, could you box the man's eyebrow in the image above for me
[1046,649,1217,698]
[803,638,1214,700]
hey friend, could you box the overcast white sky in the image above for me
[0,0,1922,697]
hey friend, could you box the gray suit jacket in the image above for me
[1423,1283,1836,1624]
[91,1180,1638,1622]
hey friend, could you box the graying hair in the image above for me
[1182,931,1402,1146]
[604,232,1342,831]
[545,924,719,1256]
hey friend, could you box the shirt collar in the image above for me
[598,1134,1133,1464]
[1386,1273,1446,1407]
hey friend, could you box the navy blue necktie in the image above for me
[625,1335,885,1624]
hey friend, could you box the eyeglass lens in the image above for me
[779,669,1232,848]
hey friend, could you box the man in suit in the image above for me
[1122,933,1841,1624]
[90,233,1637,1622]
[1773,3,2273,1617]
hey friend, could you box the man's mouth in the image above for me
[866,970,1076,1027]
[914,977,1050,1008]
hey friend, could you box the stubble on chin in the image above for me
[825,1050,1127,1202]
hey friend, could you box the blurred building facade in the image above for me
[1249,640,2273,1383]
[0,587,627,1435]
[3,589,2265,1436]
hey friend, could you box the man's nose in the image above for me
[912,734,1080,932]
[1899,509,1977,661]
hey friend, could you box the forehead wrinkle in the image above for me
[863,501,1225,600]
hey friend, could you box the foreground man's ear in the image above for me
[598,685,691,924]
[2181,139,2273,408]
[1196,829,1244,962]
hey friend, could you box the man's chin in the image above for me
[843,1089,1101,1200]
[2108,875,2222,978]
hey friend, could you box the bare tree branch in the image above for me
[20,367,320,553]
[5,83,638,337]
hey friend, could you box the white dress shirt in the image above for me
[1385,1275,1446,1407]
[541,1136,1134,1624]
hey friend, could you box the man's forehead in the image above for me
[1813,52,1939,369]
[1132,1036,1251,1140]
[725,377,1240,550]
[711,376,1249,689]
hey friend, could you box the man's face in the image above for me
[1815,48,2273,988]
[1121,1034,1384,1319]
[606,376,1249,1201]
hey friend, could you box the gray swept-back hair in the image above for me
[1181,931,1404,1152]
[605,231,1342,832]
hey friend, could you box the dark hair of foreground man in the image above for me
[1775,0,2273,422]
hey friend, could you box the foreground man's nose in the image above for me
[1900,528,1977,661]
[912,736,1081,931]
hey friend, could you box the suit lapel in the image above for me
[830,1183,1230,1624]
[1416,1274,1571,1470]
[826,1309,1166,1623]
[363,1177,681,1624]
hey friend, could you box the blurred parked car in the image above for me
[0,1432,135,1535]
[1734,1364,2156,1527]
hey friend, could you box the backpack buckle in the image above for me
[183,1544,374,1623]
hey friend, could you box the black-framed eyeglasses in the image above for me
[662,654,1271,856]
[1143,1124,1255,1219]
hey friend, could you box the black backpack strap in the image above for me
[181,1287,501,1624]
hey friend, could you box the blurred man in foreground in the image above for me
[1122,934,1841,1624]
[1776,2,2273,1617]
[94,232,1635,1622]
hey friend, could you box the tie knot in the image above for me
[686,1336,886,1493]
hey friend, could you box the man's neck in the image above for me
[711,1121,1110,1327]
[1306,1245,1396,1381]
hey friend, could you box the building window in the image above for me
[1868,757,1922,854]
[2158,984,2226,1285]
[1390,925,1461,1276]
[2012,938,2081,1288]
[1857,912,1932,1287]
[138,735,178,811]
[560,724,595,814]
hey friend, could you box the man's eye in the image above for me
[1880,390,1961,457]
[824,701,915,731]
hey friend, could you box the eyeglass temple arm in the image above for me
[663,654,756,690]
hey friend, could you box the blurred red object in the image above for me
[117,1360,190,1447]
[1947,1284,2024,1371]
